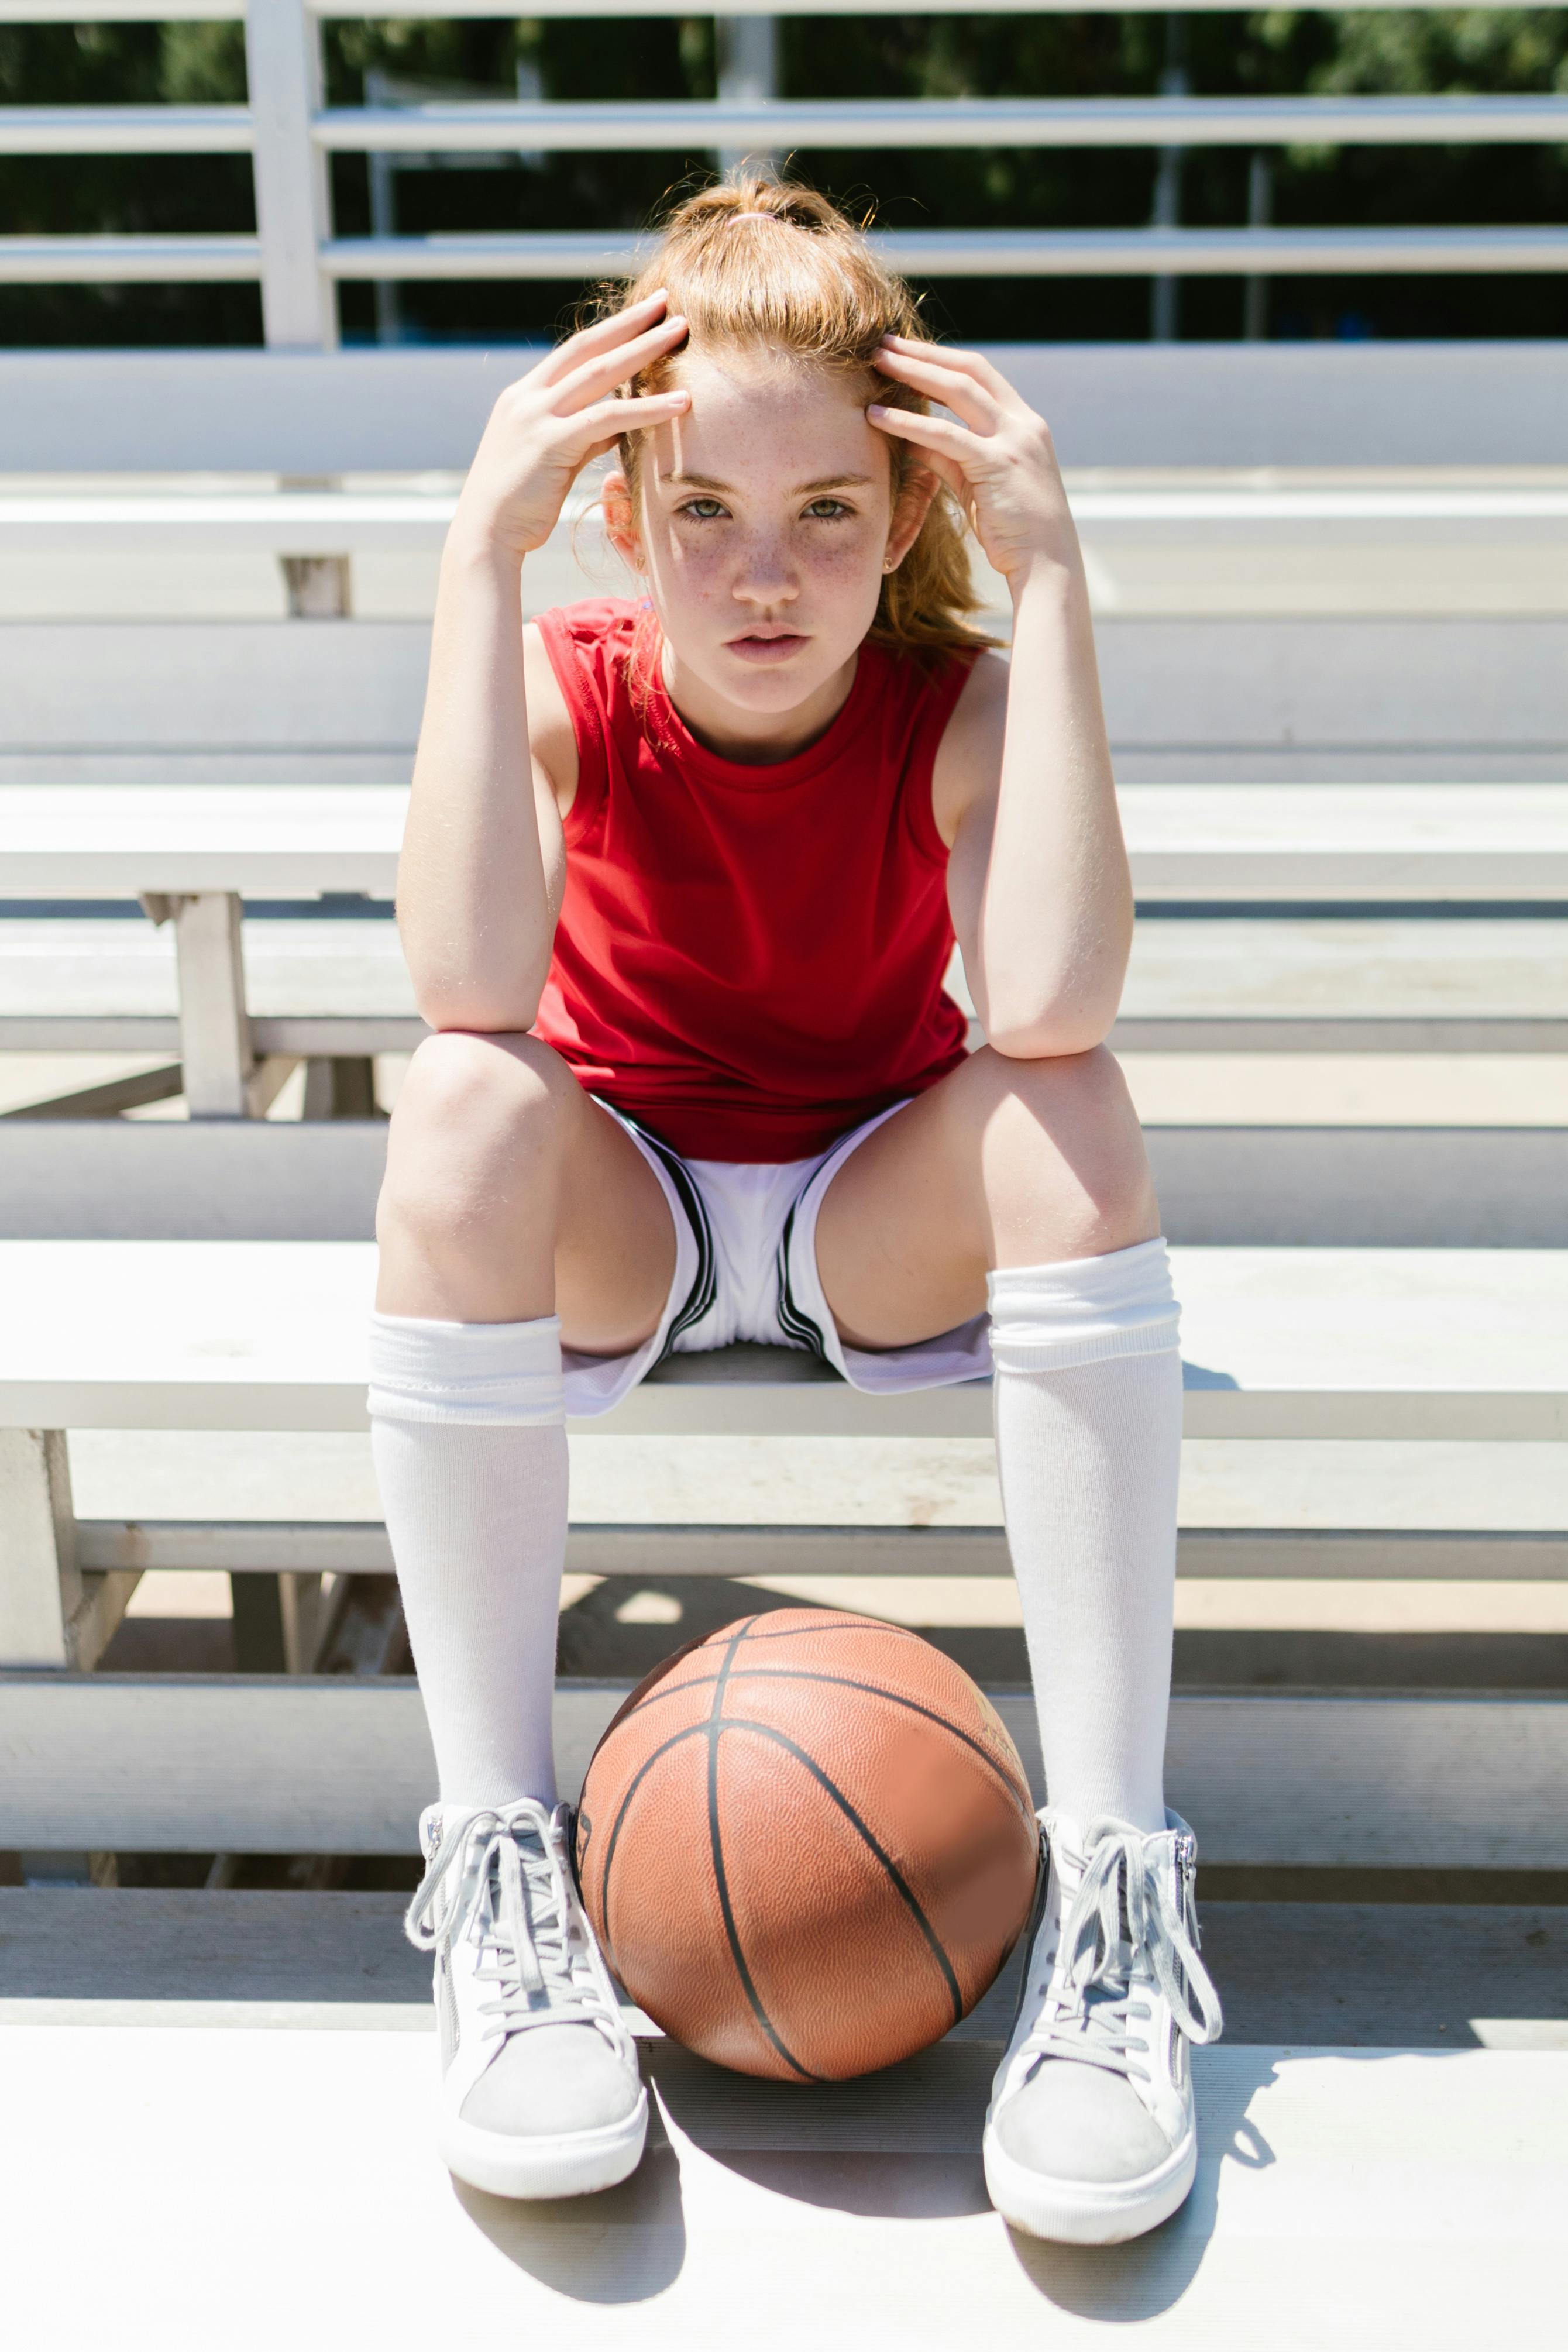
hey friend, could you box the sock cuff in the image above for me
[366,1311,564,1427]
[986,1237,1180,1373]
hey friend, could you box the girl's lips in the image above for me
[726,632,809,665]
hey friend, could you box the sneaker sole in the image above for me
[439,2089,650,2201]
[982,2123,1196,2246]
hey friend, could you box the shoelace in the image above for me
[404,1800,626,2052]
[1021,1818,1223,2086]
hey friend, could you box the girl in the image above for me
[374,178,1220,2245]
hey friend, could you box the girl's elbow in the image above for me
[418,998,541,1039]
[412,965,549,1039]
[985,1009,1116,1062]
[981,979,1122,1061]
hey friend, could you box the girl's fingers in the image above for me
[565,391,690,443]
[531,291,672,390]
[868,404,984,468]
[879,335,1021,411]
[872,349,1000,434]
[552,315,689,415]
[906,446,967,498]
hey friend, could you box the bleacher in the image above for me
[1,0,1566,2334]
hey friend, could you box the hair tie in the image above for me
[733,209,782,223]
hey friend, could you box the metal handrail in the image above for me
[321,226,1568,280]
[0,106,253,154]
[7,92,1567,161]
[12,224,1566,289]
[0,0,1560,343]
[319,93,1568,153]
[0,235,263,282]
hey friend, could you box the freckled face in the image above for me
[612,351,902,726]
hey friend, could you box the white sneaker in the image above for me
[984,1809,1223,2245]
[404,1797,648,2199]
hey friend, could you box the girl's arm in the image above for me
[870,343,1132,1060]
[396,295,690,1034]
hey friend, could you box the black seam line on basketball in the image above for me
[709,1616,757,1728]
[721,1718,965,2030]
[734,1619,924,1646]
[698,1667,1034,1821]
[596,1721,711,1976]
[706,1624,822,2083]
[606,1622,931,1725]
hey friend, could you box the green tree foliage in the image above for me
[1,11,1563,344]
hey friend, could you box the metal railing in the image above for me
[0,0,1563,346]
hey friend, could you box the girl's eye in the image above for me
[803,498,851,521]
[679,498,727,521]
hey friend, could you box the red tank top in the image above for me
[535,599,974,1163]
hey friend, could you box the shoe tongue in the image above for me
[1048,1820,1092,1907]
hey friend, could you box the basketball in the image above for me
[574,1610,1040,2081]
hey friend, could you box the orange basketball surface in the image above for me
[575,1610,1041,2081]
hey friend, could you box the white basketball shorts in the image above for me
[561,1098,992,1418]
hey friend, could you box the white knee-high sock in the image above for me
[367,1312,568,1811]
[988,1239,1182,1837]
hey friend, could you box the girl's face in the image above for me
[603,347,933,755]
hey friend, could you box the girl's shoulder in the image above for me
[861,633,998,754]
[534,596,642,685]
[528,600,649,828]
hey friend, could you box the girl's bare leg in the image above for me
[371,1031,675,1811]
[376,1029,675,1343]
[815,1044,1177,1837]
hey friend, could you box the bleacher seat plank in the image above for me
[5,1885,1562,2050]
[2,1673,1563,1868]
[3,618,1564,786]
[0,622,428,762]
[1,1239,1563,1438]
[0,786,404,898]
[1120,783,1568,901]
[1095,617,1568,782]
[68,1518,1568,1582]
[6,783,1568,902]
[1117,915,1568,1050]
[4,342,1566,474]
[8,1117,1568,1246]
[2,2020,1563,2344]
[4,480,1563,556]
[3,913,1566,1055]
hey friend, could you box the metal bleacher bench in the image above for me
[6,785,1568,1123]
[3,1236,1566,1863]
[3,341,1567,1875]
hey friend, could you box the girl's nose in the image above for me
[732,536,797,604]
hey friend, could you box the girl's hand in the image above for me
[868,338,1079,589]
[453,292,691,562]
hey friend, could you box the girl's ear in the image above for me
[883,462,940,575]
[601,468,645,572]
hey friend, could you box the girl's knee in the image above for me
[394,1031,573,1151]
[379,1031,575,1246]
[973,1046,1158,1256]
